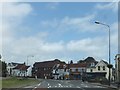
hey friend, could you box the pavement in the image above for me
[23,79,118,90]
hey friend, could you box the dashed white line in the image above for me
[55,86,57,87]
[66,86,68,87]
[37,83,41,86]
[58,83,62,86]
[77,86,81,88]
[85,85,88,87]
[48,83,50,86]
[34,86,37,88]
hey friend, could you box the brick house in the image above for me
[32,59,65,79]
[52,57,98,80]
[52,63,87,80]
[69,63,87,80]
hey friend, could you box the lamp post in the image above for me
[95,21,113,86]
[27,55,34,66]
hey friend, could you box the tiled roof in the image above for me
[13,64,30,70]
[69,63,87,68]
[34,59,66,68]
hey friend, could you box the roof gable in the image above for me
[95,60,108,67]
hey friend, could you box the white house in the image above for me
[7,62,20,76]
[86,60,114,80]
[7,62,32,77]
[12,64,30,77]
[52,64,69,80]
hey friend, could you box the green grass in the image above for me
[2,77,40,88]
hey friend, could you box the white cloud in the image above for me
[66,37,108,58]
[1,2,118,65]
[95,2,118,12]
[9,37,64,56]
[3,3,32,17]
[2,2,33,40]
[1,2,33,60]
[40,14,103,33]
[46,2,59,10]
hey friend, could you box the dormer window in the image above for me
[103,66,105,70]
[98,66,100,71]
[91,63,95,67]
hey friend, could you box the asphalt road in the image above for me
[25,79,118,90]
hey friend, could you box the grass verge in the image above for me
[2,77,39,88]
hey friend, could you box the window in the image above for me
[82,69,84,72]
[76,69,78,71]
[90,69,93,72]
[103,66,105,70]
[71,69,76,72]
[91,63,95,66]
[78,69,81,72]
[98,66,100,71]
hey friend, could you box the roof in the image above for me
[13,64,30,70]
[101,60,108,65]
[34,59,66,68]
[58,64,68,69]
[8,62,24,66]
[84,57,96,62]
[78,57,98,68]
[69,63,87,68]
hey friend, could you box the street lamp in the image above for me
[27,55,34,65]
[95,21,113,86]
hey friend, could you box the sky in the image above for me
[0,1,119,66]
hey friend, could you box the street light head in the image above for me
[95,21,100,24]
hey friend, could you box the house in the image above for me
[32,59,66,79]
[7,62,21,76]
[52,63,87,80]
[86,60,114,81]
[69,63,87,80]
[52,57,98,80]
[52,63,69,80]
[12,63,30,77]
[115,54,120,83]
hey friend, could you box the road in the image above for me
[25,79,118,90]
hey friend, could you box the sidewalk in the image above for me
[91,82,119,90]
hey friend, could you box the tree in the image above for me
[0,60,7,77]
[70,60,73,64]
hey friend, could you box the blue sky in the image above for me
[1,2,118,66]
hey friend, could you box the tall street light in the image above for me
[27,55,34,66]
[95,21,113,86]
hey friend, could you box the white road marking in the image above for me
[60,85,63,87]
[34,86,37,88]
[77,86,81,88]
[37,83,41,86]
[55,86,57,87]
[66,86,68,87]
[85,85,88,87]
[48,86,51,88]
[48,83,50,86]
[58,83,62,86]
